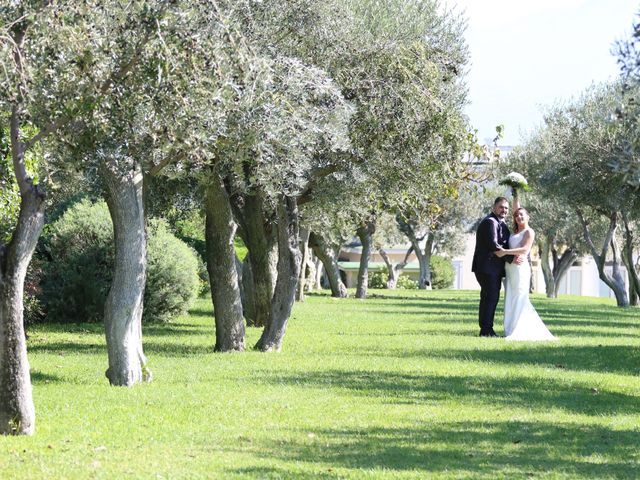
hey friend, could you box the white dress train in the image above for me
[503,228,556,341]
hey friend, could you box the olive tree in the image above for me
[502,141,588,298]
[523,84,638,307]
[0,0,181,432]
[261,0,471,299]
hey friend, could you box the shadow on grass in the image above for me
[142,340,213,357]
[404,344,640,376]
[185,308,212,317]
[27,333,213,358]
[229,421,638,478]
[255,369,639,416]
[28,341,105,355]
[31,370,64,384]
[231,467,339,479]
[143,322,211,338]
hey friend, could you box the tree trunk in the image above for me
[407,235,432,290]
[204,174,245,352]
[577,209,629,307]
[256,196,301,352]
[355,218,376,299]
[396,217,431,290]
[622,212,640,306]
[296,228,311,302]
[0,184,44,435]
[240,255,257,325]
[378,248,399,289]
[233,194,275,328]
[539,238,577,298]
[313,257,323,290]
[101,158,151,386]
[308,231,348,297]
[553,249,578,298]
[608,238,629,307]
[538,239,557,298]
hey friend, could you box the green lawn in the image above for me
[1,290,638,479]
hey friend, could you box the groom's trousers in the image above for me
[475,272,502,334]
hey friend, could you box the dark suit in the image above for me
[472,213,511,335]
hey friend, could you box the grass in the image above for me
[1,289,638,479]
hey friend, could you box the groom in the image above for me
[472,197,520,337]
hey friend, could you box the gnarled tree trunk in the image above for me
[397,217,432,290]
[538,238,578,298]
[414,234,434,290]
[577,209,629,307]
[233,194,275,328]
[101,158,151,386]
[296,228,311,302]
[621,212,640,306]
[355,218,376,299]
[240,255,257,324]
[0,184,44,435]
[204,174,245,352]
[308,231,347,297]
[378,248,399,289]
[256,196,301,352]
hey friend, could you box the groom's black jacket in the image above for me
[472,213,511,277]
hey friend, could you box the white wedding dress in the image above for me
[503,227,556,341]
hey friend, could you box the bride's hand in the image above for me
[494,246,506,258]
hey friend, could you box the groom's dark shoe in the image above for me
[479,330,500,337]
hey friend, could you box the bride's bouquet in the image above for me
[499,172,530,194]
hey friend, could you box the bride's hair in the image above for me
[513,207,529,233]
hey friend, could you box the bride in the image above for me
[495,196,556,341]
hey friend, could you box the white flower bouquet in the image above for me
[498,172,530,192]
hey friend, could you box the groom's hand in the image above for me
[514,255,524,265]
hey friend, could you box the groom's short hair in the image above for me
[493,196,508,206]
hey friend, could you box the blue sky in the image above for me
[448,0,639,145]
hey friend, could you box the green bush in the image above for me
[396,274,418,289]
[40,200,200,323]
[40,199,113,323]
[430,255,454,289]
[145,219,201,322]
[367,270,387,289]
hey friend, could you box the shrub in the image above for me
[368,270,387,289]
[39,200,200,323]
[396,274,418,289]
[40,199,113,323]
[431,255,454,289]
[145,220,200,322]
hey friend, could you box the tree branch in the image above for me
[148,150,186,177]
[297,164,342,206]
[24,4,167,151]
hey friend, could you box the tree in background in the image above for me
[268,0,471,299]
[518,84,639,307]
[502,139,589,298]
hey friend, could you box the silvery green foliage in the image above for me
[0,0,188,189]
[509,83,638,248]
[613,17,640,187]
[210,53,354,199]
[250,0,473,240]
[232,0,470,194]
[532,84,635,212]
[499,143,590,255]
[1,1,167,127]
